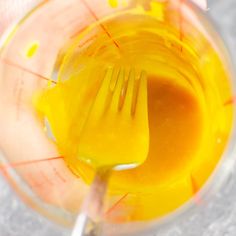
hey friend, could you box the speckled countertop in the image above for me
[1,0,236,235]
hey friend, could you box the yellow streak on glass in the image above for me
[148,1,164,21]
[26,41,39,58]
[108,0,118,8]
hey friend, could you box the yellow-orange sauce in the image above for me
[35,2,233,222]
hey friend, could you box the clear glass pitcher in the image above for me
[0,0,235,235]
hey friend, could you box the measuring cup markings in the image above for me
[0,157,64,190]
[105,193,129,216]
[0,156,63,172]
[1,58,57,84]
[80,0,121,50]
[77,35,98,49]
[39,170,55,186]
[48,159,68,184]
[22,158,70,190]
[70,26,88,39]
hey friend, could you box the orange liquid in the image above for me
[112,76,202,189]
[108,75,203,219]
[35,4,233,222]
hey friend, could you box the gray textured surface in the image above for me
[1,0,236,235]
[0,176,69,236]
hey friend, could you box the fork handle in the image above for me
[71,169,110,236]
[71,213,101,236]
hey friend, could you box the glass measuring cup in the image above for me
[0,0,235,235]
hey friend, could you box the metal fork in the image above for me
[71,67,149,236]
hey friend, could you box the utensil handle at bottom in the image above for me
[71,213,102,236]
[71,169,110,236]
